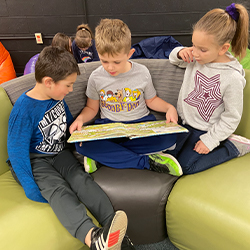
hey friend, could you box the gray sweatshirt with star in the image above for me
[169,47,246,151]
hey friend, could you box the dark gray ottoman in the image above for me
[92,167,178,245]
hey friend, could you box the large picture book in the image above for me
[68,120,188,143]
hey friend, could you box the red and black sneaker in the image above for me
[90,210,127,250]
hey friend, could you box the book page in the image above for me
[67,123,128,143]
[68,120,188,143]
[126,121,188,139]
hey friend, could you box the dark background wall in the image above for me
[0,0,249,75]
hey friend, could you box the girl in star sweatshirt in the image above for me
[167,3,250,174]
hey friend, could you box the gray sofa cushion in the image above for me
[2,59,185,120]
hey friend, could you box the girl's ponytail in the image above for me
[230,4,249,60]
[76,24,94,39]
[75,24,94,49]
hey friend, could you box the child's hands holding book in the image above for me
[166,105,178,124]
[69,117,84,134]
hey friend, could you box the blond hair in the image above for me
[75,24,93,49]
[193,3,249,60]
[95,19,131,56]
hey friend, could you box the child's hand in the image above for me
[194,140,210,154]
[69,118,83,134]
[178,47,193,63]
[166,106,178,124]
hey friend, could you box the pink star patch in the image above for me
[184,70,223,122]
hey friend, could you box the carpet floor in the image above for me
[135,237,179,250]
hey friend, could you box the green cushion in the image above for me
[0,171,94,250]
[235,69,250,138]
[166,154,250,250]
[0,87,13,175]
[228,47,250,70]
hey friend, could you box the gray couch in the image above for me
[1,59,250,250]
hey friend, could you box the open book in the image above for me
[68,120,188,143]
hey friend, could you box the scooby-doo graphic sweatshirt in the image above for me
[169,47,246,151]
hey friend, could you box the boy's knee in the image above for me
[75,143,89,158]
[159,134,177,150]
[54,149,79,167]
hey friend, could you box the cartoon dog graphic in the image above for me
[114,89,123,103]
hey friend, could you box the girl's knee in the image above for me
[181,166,196,175]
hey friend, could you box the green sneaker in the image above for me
[149,153,183,176]
[84,156,98,173]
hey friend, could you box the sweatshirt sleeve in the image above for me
[169,46,191,69]
[86,71,100,100]
[7,107,47,203]
[72,40,81,63]
[200,72,245,151]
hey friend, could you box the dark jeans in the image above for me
[30,149,114,243]
[167,124,239,174]
[76,115,177,169]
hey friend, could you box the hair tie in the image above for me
[225,3,239,22]
[77,27,90,33]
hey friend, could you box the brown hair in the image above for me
[51,33,71,53]
[95,19,131,56]
[193,3,249,60]
[35,46,80,83]
[75,24,93,49]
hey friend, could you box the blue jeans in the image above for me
[166,124,239,174]
[75,115,176,170]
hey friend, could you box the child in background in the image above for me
[72,23,99,63]
[168,3,250,174]
[51,32,72,53]
[70,19,182,176]
[8,46,130,250]
[24,32,72,75]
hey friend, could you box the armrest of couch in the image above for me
[166,154,250,250]
[0,87,13,175]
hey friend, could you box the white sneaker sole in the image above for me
[83,156,90,173]
[228,134,250,145]
[106,211,128,250]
